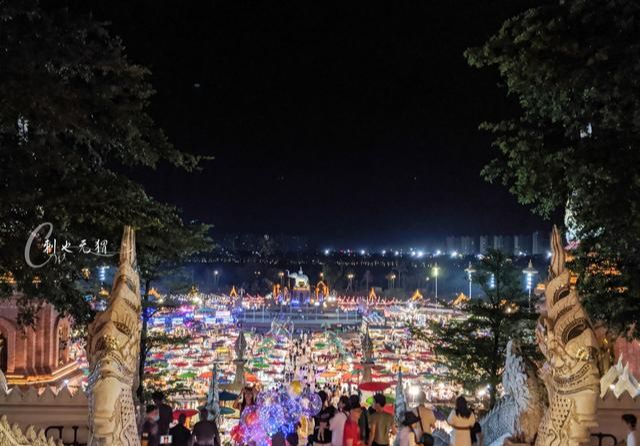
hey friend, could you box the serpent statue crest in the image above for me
[86,226,142,446]
[535,226,600,446]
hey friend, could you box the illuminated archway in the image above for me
[315,281,329,298]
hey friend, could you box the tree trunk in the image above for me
[137,279,151,404]
[489,319,502,409]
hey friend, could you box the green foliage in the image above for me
[0,0,212,324]
[465,0,640,338]
[411,250,535,408]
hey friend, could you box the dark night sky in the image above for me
[90,1,547,246]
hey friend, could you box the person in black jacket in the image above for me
[152,391,174,436]
[170,414,192,446]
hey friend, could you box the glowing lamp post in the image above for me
[213,269,220,290]
[432,263,439,305]
[347,273,355,291]
[522,260,539,312]
[388,273,396,290]
[464,262,476,299]
[278,271,284,286]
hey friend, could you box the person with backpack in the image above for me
[412,391,436,440]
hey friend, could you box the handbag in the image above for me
[415,408,434,446]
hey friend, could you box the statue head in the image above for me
[535,226,600,445]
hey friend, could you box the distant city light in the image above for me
[450,250,458,258]
[394,251,400,256]
[324,249,330,255]
[434,250,442,256]
[416,250,424,258]
[360,249,366,255]
[489,273,496,289]
[98,265,108,282]
[546,251,552,258]
[381,250,387,255]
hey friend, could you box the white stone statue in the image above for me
[480,341,545,446]
[534,226,600,446]
[86,227,141,446]
[287,268,310,289]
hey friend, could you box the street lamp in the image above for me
[388,273,396,290]
[347,273,355,291]
[522,259,539,312]
[464,262,476,299]
[432,263,439,304]
[278,271,285,286]
[213,269,220,290]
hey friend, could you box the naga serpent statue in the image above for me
[480,340,545,446]
[534,226,600,446]
[87,226,142,446]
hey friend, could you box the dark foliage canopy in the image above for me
[466,0,640,338]
[0,0,211,325]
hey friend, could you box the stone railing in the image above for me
[0,415,63,446]
[0,385,88,445]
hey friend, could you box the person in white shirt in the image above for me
[622,414,637,446]
[330,396,349,446]
[447,397,475,446]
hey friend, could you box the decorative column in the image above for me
[231,330,247,390]
[361,327,374,383]
[206,363,221,423]
[394,370,406,427]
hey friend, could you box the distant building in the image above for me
[493,235,513,254]
[513,234,532,256]
[446,236,461,254]
[532,231,550,255]
[479,235,490,254]
[0,296,81,387]
[460,236,476,255]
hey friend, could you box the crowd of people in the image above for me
[140,388,488,446]
[141,391,222,446]
[139,386,640,446]
[303,390,482,446]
